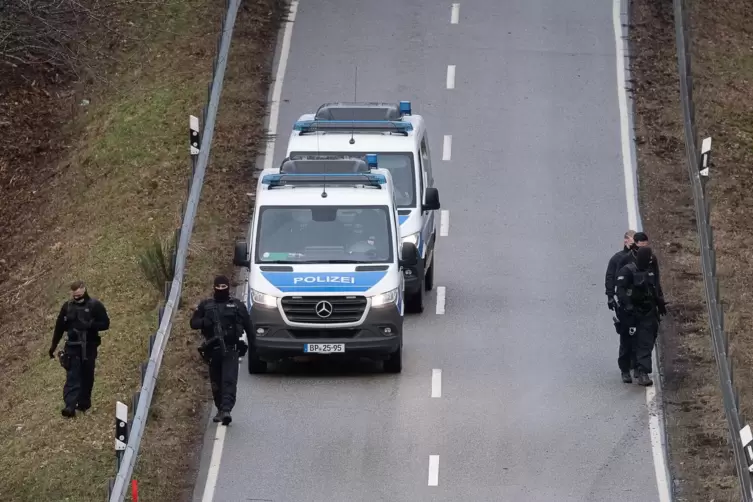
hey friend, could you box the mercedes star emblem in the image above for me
[315,300,333,318]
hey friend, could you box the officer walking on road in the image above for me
[49,280,111,417]
[615,247,667,386]
[605,230,637,382]
[190,275,252,425]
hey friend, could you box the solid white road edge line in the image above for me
[201,425,227,502]
[450,3,459,24]
[428,455,440,486]
[432,369,442,398]
[442,134,452,160]
[613,0,638,231]
[613,0,672,501]
[436,286,446,315]
[203,2,299,502]
[446,65,456,89]
[440,210,449,237]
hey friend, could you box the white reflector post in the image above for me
[115,401,128,451]
[190,115,201,155]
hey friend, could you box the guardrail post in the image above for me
[115,401,128,470]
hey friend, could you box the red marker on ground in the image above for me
[131,479,139,502]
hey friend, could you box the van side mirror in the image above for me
[233,239,250,268]
[423,187,440,211]
[399,242,418,268]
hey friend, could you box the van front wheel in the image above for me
[384,345,402,373]
[424,255,434,291]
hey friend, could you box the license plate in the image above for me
[304,343,345,354]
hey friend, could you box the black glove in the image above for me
[48,347,56,359]
[658,301,667,316]
[607,297,615,310]
[237,340,248,357]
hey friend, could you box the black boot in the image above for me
[621,371,632,383]
[61,407,76,418]
[76,403,91,412]
[635,371,653,386]
[220,410,232,426]
[212,410,222,423]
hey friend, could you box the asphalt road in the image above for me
[193,0,661,500]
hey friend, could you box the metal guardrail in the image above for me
[106,0,241,500]
[673,0,753,498]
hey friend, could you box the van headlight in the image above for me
[371,288,398,308]
[251,289,277,308]
[401,232,419,246]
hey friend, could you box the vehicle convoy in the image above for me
[232,156,418,374]
[284,100,440,313]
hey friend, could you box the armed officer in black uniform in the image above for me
[49,280,111,417]
[615,247,666,386]
[605,230,637,381]
[190,275,252,425]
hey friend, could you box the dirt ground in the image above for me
[629,0,753,499]
[0,0,285,500]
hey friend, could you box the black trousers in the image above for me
[615,308,637,372]
[629,309,659,374]
[63,344,98,409]
[209,349,239,412]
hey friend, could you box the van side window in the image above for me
[420,136,434,187]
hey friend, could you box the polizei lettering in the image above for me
[293,276,355,285]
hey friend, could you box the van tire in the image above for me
[424,256,434,291]
[406,277,425,313]
[384,346,402,373]
[248,355,267,374]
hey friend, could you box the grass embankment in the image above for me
[0,0,285,500]
[630,0,753,499]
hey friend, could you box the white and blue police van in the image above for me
[232,156,418,374]
[283,101,440,314]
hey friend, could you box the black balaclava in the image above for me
[213,275,230,302]
[636,246,653,271]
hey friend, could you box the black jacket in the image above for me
[617,249,664,301]
[51,293,110,352]
[190,296,253,347]
[605,246,630,296]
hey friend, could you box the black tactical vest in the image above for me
[626,264,657,311]
[66,299,94,341]
[211,300,242,341]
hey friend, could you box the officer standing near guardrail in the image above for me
[615,247,666,386]
[616,232,665,299]
[190,275,252,425]
[48,280,111,417]
[605,230,637,382]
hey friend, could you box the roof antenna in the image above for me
[349,66,357,145]
[317,107,326,198]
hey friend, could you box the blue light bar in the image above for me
[261,173,387,185]
[365,153,378,168]
[293,119,413,134]
[399,101,411,116]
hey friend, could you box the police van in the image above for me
[232,156,418,374]
[284,101,440,314]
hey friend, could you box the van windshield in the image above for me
[255,205,394,264]
[288,151,416,208]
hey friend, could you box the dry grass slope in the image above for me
[0,0,286,500]
[629,0,753,499]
